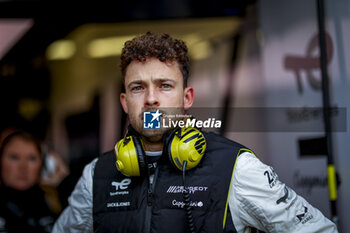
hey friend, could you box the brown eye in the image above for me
[28,155,39,162]
[9,154,20,161]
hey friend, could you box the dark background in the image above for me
[0,0,255,139]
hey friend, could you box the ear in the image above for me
[183,86,194,111]
[120,93,128,114]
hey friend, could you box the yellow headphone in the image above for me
[115,126,207,177]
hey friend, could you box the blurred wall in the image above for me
[0,19,33,60]
[258,0,350,232]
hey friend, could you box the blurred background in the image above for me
[0,0,349,231]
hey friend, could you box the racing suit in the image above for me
[52,149,337,233]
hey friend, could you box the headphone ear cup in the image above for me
[167,127,206,171]
[115,136,146,176]
[132,136,147,173]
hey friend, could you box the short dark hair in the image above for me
[120,32,190,87]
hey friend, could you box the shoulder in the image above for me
[98,150,115,160]
[231,151,282,210]
[235,151,263,171]
[233,152,272,189]
[80,158,99,186]
[203,131,248,150]
[94,150,117,177]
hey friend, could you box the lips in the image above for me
[16,175,29,181]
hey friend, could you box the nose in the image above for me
[18,159,28,172]
[144,87,160,107]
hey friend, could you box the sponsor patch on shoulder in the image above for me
[264,166,279,188]
[294,206,314,224]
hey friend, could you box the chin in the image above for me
[141,130,165,142]
[11,183,34,191]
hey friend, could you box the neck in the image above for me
[142,138,163,152]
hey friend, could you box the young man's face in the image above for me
[120,57,194,143]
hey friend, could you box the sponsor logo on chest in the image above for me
[167,185,208,194]
[107,178,132,208]
[110,178,131,196]
[165,185,209,209]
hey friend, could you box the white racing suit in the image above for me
[52,152,338,233]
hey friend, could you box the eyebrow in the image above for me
[153,78,176,84]
[127,80,144,89]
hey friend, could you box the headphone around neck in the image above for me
[114,126,207,177]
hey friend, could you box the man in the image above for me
[52,32,337,233]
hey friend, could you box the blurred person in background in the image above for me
[0,127,70,209]
[0,131,58,233]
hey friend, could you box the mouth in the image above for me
[17,176,28,181]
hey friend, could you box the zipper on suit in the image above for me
[144,166,159,233]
